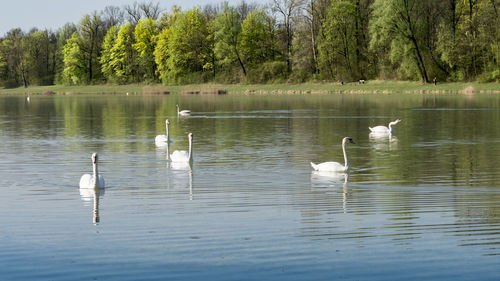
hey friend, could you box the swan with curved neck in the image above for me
[155,119,172,146]
[176,104,191,116]
[369,119,401,134]
[79,153,105,189]
[170,133,193,163]
[311,137,355,172]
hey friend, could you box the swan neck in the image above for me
[166,123,170,141]
[92,161,99,187]
[342,140,349,171]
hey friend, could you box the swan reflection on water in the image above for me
[369,133,399,150]
[168,161,194,200]
[157,138,194,200]
[79,187,105,224]
[311,171,349,185]
[311,172,349,212]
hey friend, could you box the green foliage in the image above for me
[154,7,181,82]
[160,8,213,84]
[0,51,7,87]
[0,52,5,69]
[214,4,245,80]
[248,61,288,83]
[25,31,56,85]
[0,29,24,87]
[78,12,105,83]
[62,33,87,84]
[2,1,498,88]
[134,18,159,81]
[369,0,430,82]
[154,27,171,82]
[110,23,140,83]
[100,25,120,82]
[54,23,77,84]
[318,1,357,81]
[240,9,275,68]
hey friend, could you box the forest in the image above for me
[0,0,498,88]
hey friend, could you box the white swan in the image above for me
[311,137,355,172]
[176,104,191,116]
[79,153,105,189]
[369,119,401,135]
[170,133,193,163]
[155,119,173,146]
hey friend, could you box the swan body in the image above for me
[176,104,191,116]
[311,137,354,172]
[369,119,401,135]
[311,161,346,172]
[170,133,193,163]
[79,153,105,189]
[155,119,173,146]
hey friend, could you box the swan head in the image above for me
[390,119,402,126]
[92,153,98,164]
[343,137,355,144]
[188,133,193,141]
[166,119,170,125]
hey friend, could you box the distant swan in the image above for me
[170,133,193,163]
[79,153,105,189]
[155,119,173,146]
[176,104,191,116]
[369,119,401,135]
[311,137,355,172]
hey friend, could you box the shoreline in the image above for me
[0,81,499,95]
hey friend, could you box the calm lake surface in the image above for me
[1,93,499,280]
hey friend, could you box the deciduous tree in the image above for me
[370,0,430,82]
[62,32,87,84]
[161,8,213,83]
[78,12,105,83]
[214,4,246,79]
[110,23,140,83]
[100,25,120,82]
[134,18,159,81]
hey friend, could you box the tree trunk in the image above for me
[235,47,247,76]
[410,36,429,83]
[286,19,292,72]
[353,0,362,79]
[309,0,318,73]
[20,61,28,88]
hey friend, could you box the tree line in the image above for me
[0,0,498,88]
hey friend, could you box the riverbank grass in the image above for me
[0,81,498,95]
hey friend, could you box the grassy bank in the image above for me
[0,81,498,95]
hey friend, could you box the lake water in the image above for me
[1,93,499,280]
